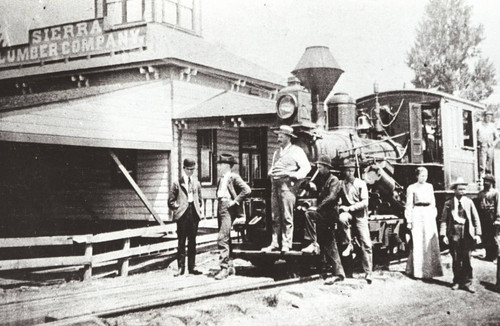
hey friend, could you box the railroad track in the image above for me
[1,243,415,326]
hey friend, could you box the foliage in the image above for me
[407,0,496,102]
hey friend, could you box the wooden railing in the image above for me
[0,223,222,281]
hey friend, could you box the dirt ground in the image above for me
[105,250,500,326]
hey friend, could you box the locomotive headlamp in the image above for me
[277,95,297,120]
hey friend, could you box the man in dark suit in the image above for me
[302,155,345,284]
[214,153,251,280]
[168,158,203,276]
[440,177,482,293]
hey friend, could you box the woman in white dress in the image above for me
[405,167,443,279]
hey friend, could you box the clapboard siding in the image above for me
[0,142,170,237]
[0,81,173,150]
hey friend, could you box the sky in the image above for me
[1,0,499,103]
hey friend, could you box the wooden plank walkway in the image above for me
[0,272,274,326]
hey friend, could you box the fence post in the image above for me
[83,243,93,281]
[120,238,131,277]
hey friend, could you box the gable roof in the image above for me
[174,90,276,119]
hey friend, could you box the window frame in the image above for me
[197,129,217,186]
[103,0,145,25]
[239,127,267,185]
[160,0,194,31]
[462,109,474,149]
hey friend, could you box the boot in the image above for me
[301,242,320,255]
[174,266,185,277]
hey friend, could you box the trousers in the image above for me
[449,221,474,286]
[338,212,373,274]
[270,177,297,250]
[305,210,345,277]
[217,199,237,269]
[176,203,199,270]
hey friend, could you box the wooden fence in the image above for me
[0,222,221,280]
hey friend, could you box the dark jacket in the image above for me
[315,173,341,217]
[440,196,482,240]
[223,172,251,219]
[168,176,203,221]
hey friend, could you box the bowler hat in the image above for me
[183,158,196,168]
[273,125,297,138]
[483,174,495,184]
[314,155,334,169]
[450,177,468,189]
[217,153,237,165]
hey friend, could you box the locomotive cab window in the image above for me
[421,103,442,163]
[462,109,474,148]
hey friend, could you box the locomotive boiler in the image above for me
[233,46,410,266]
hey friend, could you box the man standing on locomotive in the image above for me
[337,158,373,284]
[477,111,498,177]
[302,155,345,284]
[262,125,311,253]
[214,153,251,280]
[440,177,482,293]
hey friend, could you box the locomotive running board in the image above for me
[232,249,319,257]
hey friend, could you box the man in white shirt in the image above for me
[262,125,311,253]
[440,177,482,293]
[214,153,251,280]
[477,111,498,176]
[337,158,373,283]
[168,158,203,276]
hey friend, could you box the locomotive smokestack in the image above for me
[291,46,344,128]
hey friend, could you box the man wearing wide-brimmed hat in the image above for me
[440,177,482,293]
[262,125,311,253]
[477,111,498,176]
[213,153,251,280]
[302,155,345,284]
[336,157,373,283]
[477,174,500,261]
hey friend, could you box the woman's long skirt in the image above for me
[406,206,443,278]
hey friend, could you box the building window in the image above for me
[110,150,138,188]
[462,109,473,148]
[104,0,144,25]
[197,129,216,185]
[161,0,194,30]
[240,128,267,185]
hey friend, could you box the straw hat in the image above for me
[273,125,297,138]
[449,177,468,189]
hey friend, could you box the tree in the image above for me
[407,0,496,102]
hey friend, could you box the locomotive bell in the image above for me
[276,76,313,124]
[291,46,344,127]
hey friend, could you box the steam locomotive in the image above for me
[232,46,485,268]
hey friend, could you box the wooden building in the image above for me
[0,0,284,237]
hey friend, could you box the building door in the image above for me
[239,127,267,186]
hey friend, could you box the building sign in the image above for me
[0,18,146,67]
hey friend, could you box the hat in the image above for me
[450,177,468,189]
[216,153,237,166]
[314,155,334,169]
[335,158,357,169]
[483,174,495,184]
[485,111,494,116]
[273,125,297,138]
[183,158,196,168]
